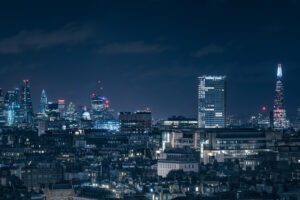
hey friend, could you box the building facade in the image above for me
[273,64,289,130]
[157,147,199,178]
[20,80,34,126]
[119,110,152,134]
[198,76,226,128]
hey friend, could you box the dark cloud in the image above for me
[0,24,93,54]
[192,44,224,57]
[98,41,166,54]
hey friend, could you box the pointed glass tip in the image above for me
[277,63,282,79]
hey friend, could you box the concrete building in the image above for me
[157,147,199,178]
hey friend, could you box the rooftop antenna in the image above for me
[97,80,104,96]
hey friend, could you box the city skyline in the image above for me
[0,1,300,119]
[0,62,296,121]
[1,2,300,199]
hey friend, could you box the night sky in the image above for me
[0,0,299,119]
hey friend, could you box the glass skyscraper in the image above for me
[21,80,34,126]
[4,89,22,127]
[37,89,48,120]
[273,64,289,129]
[198,76,226,128]
[90,81,115,130]
[39,89,48,113]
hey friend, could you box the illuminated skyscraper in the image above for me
[91,81,116,130]
[39,89,48,113]
[20,80,34,126]
[46,102,60,121]
[273,64,289,129]
[4,89,22,126]
[58,99,65,118]
[65,102,76,121]
[36,89,48,120]
[198,76,226,128]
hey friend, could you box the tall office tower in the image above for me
[46,102,60,121]
[0,88,6,126]
[58,99,65,118]
[36,89,48,120]
[4,91,15,126]
[4,89,22,126]
[91,81,106,120]
[13,88,23,125]
[65,102,76,121]
[20,80,34,126]
[39,89,48,113]
[91,81,115,129]
[198,76,226,128]
[273,64,289,130]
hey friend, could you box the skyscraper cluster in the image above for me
[198,64,291,130]
[0,80,120,132]
[0,63,294,132]
[0,80,34,128]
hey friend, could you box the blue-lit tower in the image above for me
[39,89,48,113]
[21,80,34,126]
[91,81,119,131]
[4,89,22,127]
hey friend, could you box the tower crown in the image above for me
[277,64,282,79]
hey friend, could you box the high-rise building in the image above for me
[273,64,289,130]
[39,89,48,113]
[4,88,23,127]
[36,89,48,120]
[58,99,65,118]
[198,76,226,128]
[20,80,34,126]
[65,102,76,121]
[90,81,115,130]
[0,88,6,126]
[46,102,60,121]
[91,93,106,120]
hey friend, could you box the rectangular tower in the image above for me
[198,76,226,128]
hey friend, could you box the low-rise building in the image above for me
[157,147,199,178]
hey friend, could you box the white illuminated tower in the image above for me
[273,64,289,130]
[198,76,226,128]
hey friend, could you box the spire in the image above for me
[277,63,282,79]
